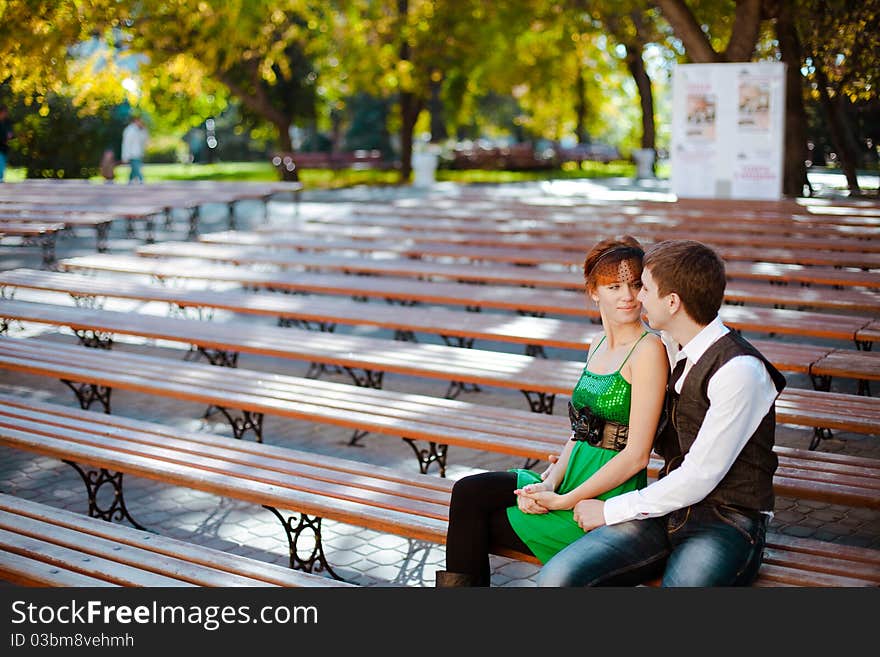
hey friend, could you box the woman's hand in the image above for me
[516,487,572,511]
[514,482,573,512]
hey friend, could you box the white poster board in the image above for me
[671,62,786,200]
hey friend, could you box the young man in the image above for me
[537,239,786,587]
[121,115,148,184]
[0,106,12,183]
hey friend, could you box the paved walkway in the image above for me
[0,178,877,587]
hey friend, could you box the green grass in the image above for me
[5,159,644,188]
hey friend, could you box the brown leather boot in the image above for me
[435,570,478,587]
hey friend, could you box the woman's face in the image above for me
[589,259,644,324]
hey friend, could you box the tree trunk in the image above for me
[272,118,296,181]
[775,0,810,197]
[814,59,862,194]
[656,0,764,63]
[655,0,721,62]
[574,62,588,144]
[399,92,422,182]
[429,72,447,143]
[624,41,656,153]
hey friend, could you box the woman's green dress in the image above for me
[506,333,649,563]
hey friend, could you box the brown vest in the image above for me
[654,331,786,513]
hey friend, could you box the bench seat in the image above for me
[0,396,876,587]
[199,230,880,289]
[0,493,350,587]
[1,295,873,388]
[25,264,875,349]
[61,252,880,318]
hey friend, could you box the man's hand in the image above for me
[572,499,606,531]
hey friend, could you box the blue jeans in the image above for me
[537,502,768,587]
[128,158,144,183]
[0,151,6,182]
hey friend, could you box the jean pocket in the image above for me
[712,504,761,546]
[666,507,691,534]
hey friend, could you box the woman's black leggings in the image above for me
[445,471,533,585]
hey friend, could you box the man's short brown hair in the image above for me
[643,240,726,326]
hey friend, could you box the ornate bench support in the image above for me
[521,390,556,414]
[204,406,264,442]
[810,373,832,392]
[185,345,239,368]
[227,200,238,230]
[61,379,112,414]
[187,206,201,239]
[263,506,343,581]
[441,335,475,349]
[402,438,448,477]
[73,328,114,350]
[524,344,547,358]
[95,221,111,253]
[394,329,417,343]
[63,460,146,530]
[445,380,481,399]
[278,317,336,333]
[809,427,833,451]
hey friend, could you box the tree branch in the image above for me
[723,0,764,61]
[655,0,720,62]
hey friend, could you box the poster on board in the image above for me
[671,62,786,200]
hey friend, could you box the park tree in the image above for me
[324,0,521,180]
[652,0,818,196]
[794,0,879,196]
[112,0,327,179]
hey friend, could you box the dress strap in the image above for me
[585,334,606,365]
[616,330,650,372]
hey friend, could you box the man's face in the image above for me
[637,266,668,330]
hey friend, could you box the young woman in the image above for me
[438,236,669,586]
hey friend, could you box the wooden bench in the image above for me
[318,209,880,269]
[53,256,879,349]
[199,231,880,290]
[7,179,304,230]
[0,494,350,587]
[1,335,878,478]
[0,395,876,586]
[0,200,168,243]
[271,150,387,178]
[352,197,880,230]
[0,221,65,268]
[0,212,116,253]
[133,241,880,314]
[1,289,878,395]
[340,207,880,254]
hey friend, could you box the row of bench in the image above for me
[50,255,880,347]
[0,291,877,404]
[0,180,304,261]
[1,394,877,586]
[1,335,878,488]
[130,242,880,315]
[191,232,880,290]
[0,493,349,587]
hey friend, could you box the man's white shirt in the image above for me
[603,317,780,525]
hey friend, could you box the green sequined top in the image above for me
[570,332,649,425]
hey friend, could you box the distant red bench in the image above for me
[271,150,389,180]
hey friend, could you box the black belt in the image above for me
[568,401,629,451]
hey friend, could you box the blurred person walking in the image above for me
[0,105,13,182]
[121,115,148,184]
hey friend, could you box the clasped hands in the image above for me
[513,454,606,531]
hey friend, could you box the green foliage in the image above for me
[344,93,393,155]
[9,94,127,178]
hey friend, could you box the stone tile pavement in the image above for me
[0,179,877,587]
